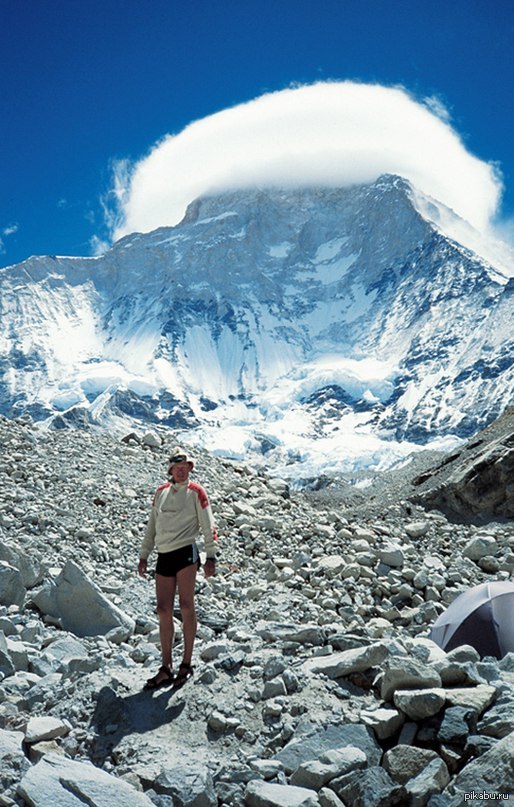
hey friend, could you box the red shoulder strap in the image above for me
[153,482,171,506]
[188,481,209,509]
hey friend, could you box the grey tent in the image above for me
[429,581,514,659]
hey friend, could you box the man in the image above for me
[138,448,218,689]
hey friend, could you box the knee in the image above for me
[156,601,173,618]
[179,596,195,616]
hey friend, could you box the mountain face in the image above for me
[1,175,513,478]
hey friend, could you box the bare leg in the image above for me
[155,573,177,682]
[176,563,198,665]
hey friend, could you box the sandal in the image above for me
[172,662,194,689]
[143,665,175,690]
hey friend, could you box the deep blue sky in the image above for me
[1,0,513,267]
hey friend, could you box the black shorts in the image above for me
[155,544,201,578]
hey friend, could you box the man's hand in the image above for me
[138,558,148,578]
[204,558,216,578]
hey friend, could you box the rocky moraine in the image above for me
[1,414,514,806]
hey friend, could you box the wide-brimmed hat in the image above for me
[168,448,194,468]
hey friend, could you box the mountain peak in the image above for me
[1,178,513,480]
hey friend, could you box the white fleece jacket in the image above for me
[139,480,218,560]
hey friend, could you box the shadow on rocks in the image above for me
[88,685,186,766]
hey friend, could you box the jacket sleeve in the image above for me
[139,502,157,561]
[195,487,218,559]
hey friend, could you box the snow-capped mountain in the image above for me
[1,175,513,479]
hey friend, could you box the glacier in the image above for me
[1,174,513,480]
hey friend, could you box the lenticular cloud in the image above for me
[110,81,501,242]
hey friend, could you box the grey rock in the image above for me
[413,420,514,519]
[393,688,446,720]
[290,746,366,789]
[404,521,430,538]
[380,657,442,701]
[25,672,63,709]
[154,761,217,806]
[245,780,319,807]
[330,765,404,807]
[379,544,405,568]
[31,560,135,639]
[5,636,28,671]
[476,693,514,738]
[142,432,161,448]
[405,758,450,806]
[317,555,345,577]
[0,728,30,792]
[17,753,155,806]
[462,535,498,562]
[283,669,301,693]
[446,731,514,798]
[44,635,89,668]
[0,561,25,607]
[249,759,285,780]
[274,722,381,774]
[360,706,404,739]
[0,543,44,588]
[256,622,324,646]
[263,678,287,699]
[25,716,70,744]
[444,685,497,715]
[446,645,481,663]
[437,706,477,745]
[0,615,17,636]
[302,643,388,678]
[0,631,15,678]
[264,655,287,680]
[208,710,233,732]
[383,745,441,785]
[318,788,345,807]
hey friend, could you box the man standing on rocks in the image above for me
[138,448,218,689]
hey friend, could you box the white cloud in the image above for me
[0,222,19,254]
[106,81,502,244]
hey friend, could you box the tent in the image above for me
[429,581,514,659]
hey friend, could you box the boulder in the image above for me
[302,643,389,679]
[445,731,514,798]
[405,758,450,806]
[379,544,405,568]
[0,560,26,607]
[380,657,442,701]
[0,728,30,793]
[437,706,477,745]
[31,560,135,639]
[153,761,217,806]
[393,688,446,720]
[290,747,367,789]
[246,780,319,807]
[256,622,325,646]
[274,722,381,774]
[445,684,496,715]
[462,535,498,562]
[360,707,404,740]
[412,410,514,518]
[476,693,514,738]
[330,765,404,806]
[383,745,441,785]
[0,631,15,678]
[0,543,44,588]
[17,753,155,806]
[317,555,346,577]
[25,716,70,744]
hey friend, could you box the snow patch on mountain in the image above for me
[1,175,513,480]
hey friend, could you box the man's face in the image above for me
[170,461,191,483]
